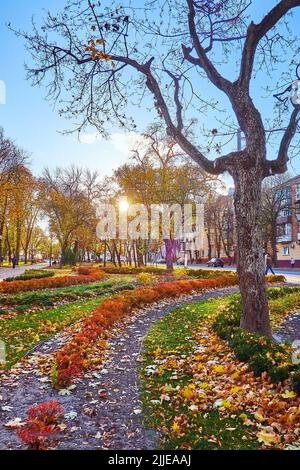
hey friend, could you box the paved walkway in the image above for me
[276,312,300,343]
[0,263,49,281]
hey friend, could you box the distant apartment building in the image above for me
[276,175,300,267]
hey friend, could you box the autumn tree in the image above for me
[204,193,235,263]
[0,128,27,264]
[25,226,50,262]
[114,124,215,269]
[40,167,97,266]
[17,1,300,335]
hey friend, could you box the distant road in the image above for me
[0,263,49,281]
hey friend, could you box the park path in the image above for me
[276,312,300,343]
[0,283,299,450]
[0,286,238,450]
[0,263,48,281]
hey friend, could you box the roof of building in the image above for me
[282,175,300,185]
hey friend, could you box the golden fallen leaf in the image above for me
[257,429,280,446]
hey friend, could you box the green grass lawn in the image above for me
[140,298,260,450]
[0,275,135,369]
[0,297,106,369]
[0,275,134,309]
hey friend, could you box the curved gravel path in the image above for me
[0,286,238,450]
[276,312,300,343]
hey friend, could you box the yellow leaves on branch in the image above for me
[84,35,116,67]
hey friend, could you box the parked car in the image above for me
[155,258,166,264]
[207,257,224,267]
[176,257,185,265]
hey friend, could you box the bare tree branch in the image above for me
[239,0,300,87]
[265,107,300,175]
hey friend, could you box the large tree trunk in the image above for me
[233,167,271,337]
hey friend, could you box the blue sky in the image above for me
[0,0,148,177]
[0,0,299,180]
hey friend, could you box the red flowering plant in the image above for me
[16,401,64,450]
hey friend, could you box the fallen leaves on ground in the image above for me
[141,303,300,450]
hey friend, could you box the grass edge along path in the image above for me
[54,275,237,387]
[0,277,134,310]
[139,296,300,450]
[52,275,286,387]
[1,296,108,369]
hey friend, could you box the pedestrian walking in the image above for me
[11,254,17,269]
[265,252,275,275]
[291,257,296,268]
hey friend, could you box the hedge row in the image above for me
[0,270,106,294]
[53,274,237,387]
[4,269,55,282]
[100,266,286,284]
[212,294,300,394]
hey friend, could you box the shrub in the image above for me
[228,331,271,362]
[76,266,96,275]
[265,274,286,283]
[172,268,188,279]
[269,364,291,384]
[213,293,299,391]
[61,248,77,266]
[136,272,156,285]
[248,352,274,377]
[16,401,64,450]
[187,269,235,279]
[291,370,300,395]
[267,286,300,300]
[4,269,55,282]
[101,266,165,275]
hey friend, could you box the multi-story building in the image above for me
[276,175,300,267]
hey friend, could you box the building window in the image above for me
[286,223,292,236]
[279,207,291,217]
[297,184,300,201]
[283,246,290,255]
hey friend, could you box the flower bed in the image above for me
[101,266,285,284]
[0,270,106,294]
[54,274,237,387]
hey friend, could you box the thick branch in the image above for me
[264,107,300,176]
[106,54,228,174]
[239,0,300,87]
[184,0,233,95]
[164,70,184,132]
